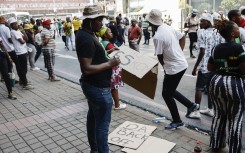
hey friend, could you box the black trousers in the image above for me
[16,53,28,86]
[0,53,12,94]
[162,69,193,122]
[8,51,21,78]
[188,32,197,56]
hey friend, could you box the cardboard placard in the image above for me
[109,45,158,79]
[122,136,176,153]
[109,46,158,99]
[108,121,157,149]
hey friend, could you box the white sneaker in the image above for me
[114,103,127,110]
[188,110,201,119]
[31,67,40,71]
[23,85,34,90]
[200,108,214,117]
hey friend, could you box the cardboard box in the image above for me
[109,46,158,99]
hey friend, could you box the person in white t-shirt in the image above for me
[146,9,199,130]
[184,9,199,58]
[0,16,21,79]
[0,36,17,100]
[9,17,33,90]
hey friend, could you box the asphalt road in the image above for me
[35,32,245,149]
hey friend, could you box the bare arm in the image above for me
[8,38,13,44]
[41,37,50,47]
[192,48,205,75]
[79,57,120,76]
[0,41,13,63]
[179,36,185,50]
[157,54,164,66]
[207,62,216,72]
[137,29,142,44]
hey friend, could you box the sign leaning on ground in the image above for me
[109,46,159,99]
[122,136,176,153]
[108,121,157,149]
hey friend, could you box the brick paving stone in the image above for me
[33,146,48,153]
[66,135,78,142]
[18,146,32,153]
[65,147,79,153]
[76,143,89,152]
[47,131,59,137]
[49,147,64,153]
[70,139,83,147]
[11,138,24,145]
[2,146,17,153]
[22,134,36,141]
[37,135,49,141]
[30,142,43,150]
[33,131,46,138]
[45,142,58,150]
[56,139,69,146]
[26,138,39,145]
[0,142,13,149]
[51,134,64,142]
[8,135,21,141]
[60,143,73,150]
[15,142,28,150]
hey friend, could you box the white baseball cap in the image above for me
[8,17,17,25]
[200,13,213,25]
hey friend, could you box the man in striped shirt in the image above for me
[41,20,60,82]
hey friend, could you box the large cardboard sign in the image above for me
[109,46,158,99]
[122,136,176,153]
[108,121,157,149]
[109,45,158,79]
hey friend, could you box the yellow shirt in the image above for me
[72,19,82,31]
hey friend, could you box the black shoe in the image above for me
[186,103,199,117]
[190,55,196,58]
[8,92,17,100]
[165,121,184,130]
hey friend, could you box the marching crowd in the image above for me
[0,4,245,153]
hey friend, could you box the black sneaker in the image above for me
[8,92,17,100]
[165,121,184,130]
[186,103,199,117]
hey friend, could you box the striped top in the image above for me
[41,28,56,49]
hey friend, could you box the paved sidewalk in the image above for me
[0,70,228,153]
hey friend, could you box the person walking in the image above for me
[72,16,82,37]
[63,17,75,51]
[75,5,121,153]
[208,20,245,153]
[146,9,199,130]
[189,13,219,119]
[142,13,150,45]
[184,9,199,58]
[41,20,60,82]
[128,19,142,51]
[0,37,17,100]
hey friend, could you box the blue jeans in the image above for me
[66,35,74,49]
[80,80,113,153]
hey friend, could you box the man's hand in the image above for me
[192,67,197,76]
[109,56,121,67]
